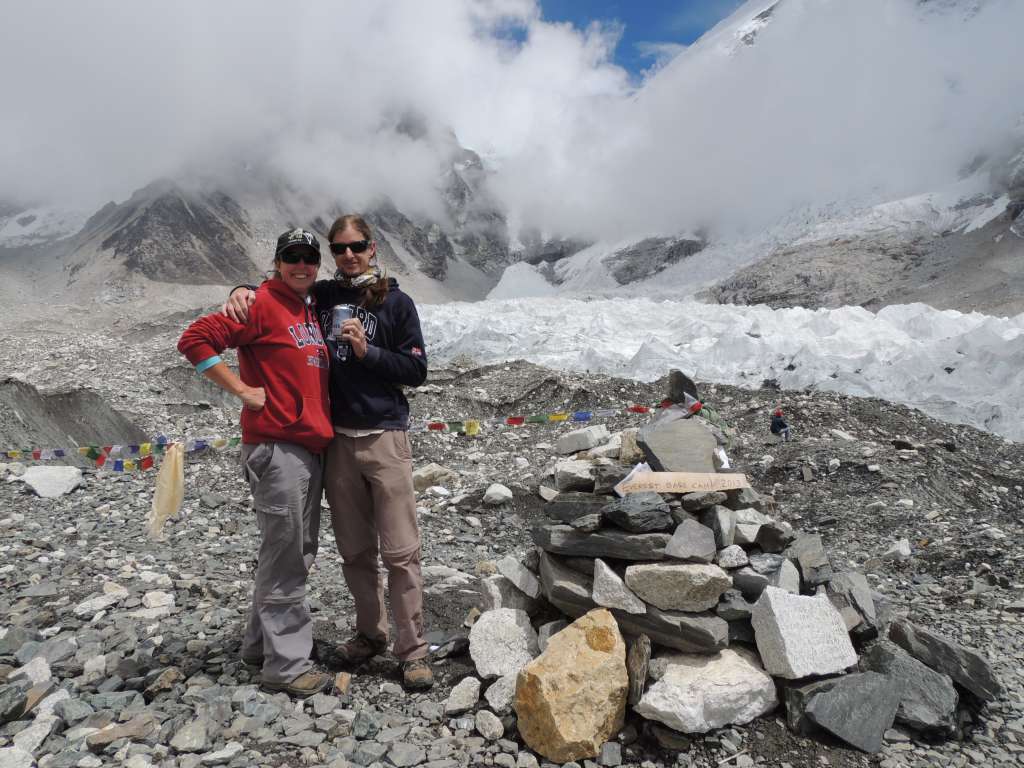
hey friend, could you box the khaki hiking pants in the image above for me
[240,442,322,684]
[324,430,427,661]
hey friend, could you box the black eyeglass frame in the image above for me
[329,239,371,255]
[278,249,322,265]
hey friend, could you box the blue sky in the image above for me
[540,0,744,76]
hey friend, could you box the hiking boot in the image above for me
[261,670,333,698]
[401,658,434,691]
[337,633,387,664]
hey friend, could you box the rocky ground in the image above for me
[0,314,1023,768]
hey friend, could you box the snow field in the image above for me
[420,298,1024,441]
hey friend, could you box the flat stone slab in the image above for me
[601,493,673,533]
[888,618,1002,701]
[665,519,717,563]
[532,525,671,561]
[496,555,542,599]
[805,672,901,753]
[751,587,857,679]
[592,559,646,614]
[862,641,958,736]
[546,492,607,524]
[638,419,717,474]
[556,425,611,455]
[625,563,731,612]
[539,552,727,653]
[20,466,83,498]
[636,648,777,733]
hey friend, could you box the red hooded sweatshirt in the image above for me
[177,279,333,452]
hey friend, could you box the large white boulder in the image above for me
[635,648,778,733]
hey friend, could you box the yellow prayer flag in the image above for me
[464,420,481,436]
[140,443,151,456]
[548,412,569,422]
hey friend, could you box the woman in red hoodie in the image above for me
[177,228,334,697]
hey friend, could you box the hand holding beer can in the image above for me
[331,305,355,361]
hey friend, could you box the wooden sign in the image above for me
[616,471,750,495]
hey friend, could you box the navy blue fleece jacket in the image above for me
[311,277,427,430]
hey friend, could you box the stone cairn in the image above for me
[461,385,1004,764]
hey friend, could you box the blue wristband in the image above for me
[195,355,223,373]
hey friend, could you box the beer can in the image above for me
[331,305,354,340]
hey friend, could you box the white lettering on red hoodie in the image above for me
[177,279,333,452]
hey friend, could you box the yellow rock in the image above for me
[514,608,627,762]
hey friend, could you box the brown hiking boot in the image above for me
[261,670,333,698]
[337,633,387,664]
[402,658,434,691]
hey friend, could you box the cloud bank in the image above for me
[1,0,1022,241]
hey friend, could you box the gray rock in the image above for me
[716,590,753,621]
[827,571,878,638]
[783,677,842,735]
[531,525,671,561]
[716,545,748,569]
[638,419,717,473]
[200,742,244,766]
[733,523,761,547]
[0,748,34,768]
[308,692,340,716]
[888,619,1002,701]
[768,559,801,595]
[12,713,59,753]
[624,563,731,612]
[170,718,209,753]
[496,555,542,599]
[626,635,651,707]
[601,493,673,533]
[545,493,607,524]
[783,534,833,586]
[352,740,388,765]
[475,709,504,740]
[483,673,517,715]
[754,521,796,553]
[569,513,602,532]
[747,553,785,575]
[556,425,611,455]
[665,519,717,563]
[731,567,769,600]
[468,608,539,679]
[553,460,595,492]
[700,506,735,548]
[9,658,50,687]
[444,677,481,715]
[479,575,543,616]
[598,741,622,766]
[387,742,426,767]
[751,588,857,679]
[20,466,82,498]
[537,619,568,652]
[483,483,514,506]
[592,559,646,614]
[805,672,901,753]
[861,641,958,736]
[682,491,728,512]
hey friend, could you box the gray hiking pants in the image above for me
[240,442,322,684]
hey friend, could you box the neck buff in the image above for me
[334,267,382,288]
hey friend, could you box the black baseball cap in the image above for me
[275,228,321,257]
